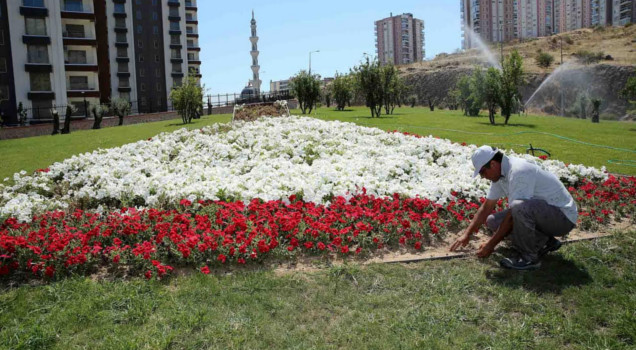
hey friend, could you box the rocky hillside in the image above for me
[401,25,636,119]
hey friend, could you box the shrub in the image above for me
[170,74,204,124]
[573,50,605,64]
[111,98,131,126]
[290,70,322,114]
[89,103,109,130]
[535,51,555,68]
[564,35,574,45]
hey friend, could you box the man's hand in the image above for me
[450,232,471,252]
[476,242,494,258]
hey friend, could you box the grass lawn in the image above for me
[1,106,633,182]
[1,230,634,349]
[0,107,635,348]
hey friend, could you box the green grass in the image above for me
[1,230,634,349]
[0,107,634,181]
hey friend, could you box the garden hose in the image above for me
[358,123,636,168]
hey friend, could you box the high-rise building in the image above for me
[0,0,201,125]
[375,13,425,65]
[461,0,634,49]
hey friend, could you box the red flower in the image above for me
[180,199,192,207]
[217,254,227,263]
[341,245,349,254]
[113,255,120,263]
[414,242,422,250]
[200,266,210,274]
[145,270,152,279]
[317,242,326,250]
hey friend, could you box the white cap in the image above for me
[471,146,497,177]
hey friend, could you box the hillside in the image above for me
[403,25,636,75]
[399,25,636,119]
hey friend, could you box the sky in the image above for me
[198,0,462,95]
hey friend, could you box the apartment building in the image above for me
[0,0,201,125]
[374,13,425,65]
[461,0,635,49]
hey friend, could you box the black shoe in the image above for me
[500,257,541,270]
[539,237,562,257]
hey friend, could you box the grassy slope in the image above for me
[0,107,634,181]
[1,230,634,349]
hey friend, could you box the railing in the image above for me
[4,92,295,126]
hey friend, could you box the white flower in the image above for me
[0,116,606,221]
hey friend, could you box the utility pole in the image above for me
[560,35,563,64]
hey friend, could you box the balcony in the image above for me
[20,6,49,17]
[22,35,51,45]
[28,91,55,100]
[63,35,97,46]
[187,45,200,51]
[168,0,181,7]
[25,63,53,73]
[61,4,95,20]
[65,62,99,72]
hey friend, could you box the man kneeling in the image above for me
[450,146,578,270]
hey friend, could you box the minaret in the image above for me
[249,10,262,94]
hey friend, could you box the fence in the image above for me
[3,90,295,126]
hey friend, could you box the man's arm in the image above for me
[476,210,512,258]
[449,198,497,251]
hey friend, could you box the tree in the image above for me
[351,57,383,118]
[61,105,77,134]
[570,93,591,119]
[17,102,27,126]
[170,74,204,124]
[289,70,321,114]
[535,51,555,68]
[90,103,109,129]
[330,73,353,111]
[111,98,131,126]
[620,75,636,114]
[499,50,524,124]
[483,67,502,124]
[468,68,485,117]
[379,63,400,115]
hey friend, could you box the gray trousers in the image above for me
[486,199,576,262]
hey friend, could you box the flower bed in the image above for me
[0,116,633,280]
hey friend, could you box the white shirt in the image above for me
[487,156,578,224]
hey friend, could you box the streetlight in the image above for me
[309,50,319,75]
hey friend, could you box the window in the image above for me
[27,45,49,63]
[25,17,47,36]
[119,92,130,101]
[0,85,9,101]
[154,40,159,48]
[114,3,125,13]
[65,24,85,38]
[69,76,88,90]
[64,0,83,12]
[138,40,143,48]
[156,83,161,91]
[67,50,87,64]
[117,62,128,73]
[116,32,126,43]
[139,68,145,77]
[170,22,180,31]
[118,77,129,88]
[30,72,51,91]
[187,40,194,47]
[169,8,179,17]
[0,30,4,45]
[153,26,159,34]
[155,55,160,62]
[140,83,145,91]
[136,25,142,34]
[186,26,193,34]
[138,55,144,62]
[171,35,180,45]
[171,49,181,59]
[155,68,161,77]
[23,0,45,7]
[0,58,6,73]
[136,11,141,20]
[173,78,182,86]
[152,11,158,20]
[115,18,126,28]
[172,63,182,73]
[116,47,127,57]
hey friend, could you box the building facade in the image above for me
[375,13,425,65]
[461,0,634,49]
[0,0,201,125]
